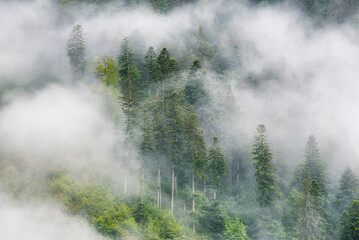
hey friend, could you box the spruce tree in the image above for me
[66,24,86,80]
[144,46,157,97]
[118,36,141,142]
[166,90,186,213]
[185,111,207,232]
[252,124,280,207]
[299,174,326,240]
[117,36,141,198]
[335,168,359,213]
[208,136,227,200]
[340,200,359,240]
[304,135,326,196]
[185,59,207,107]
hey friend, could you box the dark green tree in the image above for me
[117,36,141,198]
[144,46,157,97]
[67,24,86,80]
[185,59,207,107]
[335,168,359,213]
[198,200,227,240]
[304,135,327,196]
[298,174,326,240]
[118,36,141,142]
[166,90,186,213]
[340,200,359,240]
[185,111,207,232]
[208,136,227,200]
[252,124,281,207]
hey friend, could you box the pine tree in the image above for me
[67,24,86,80]
[185,111,207,232]
[117,36,141,198]
[299,174,326,240]
[139,106,155,202]
[340,200,359,240]
[335,168,359,213]
[185,59,207,107]
[166,90,186,213]
[304,135,326,196]
[144,46,157,97]
[252,124,281,207]
[208,136,227,200]
[118,36,141,142]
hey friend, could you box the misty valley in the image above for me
[1,0,359,239]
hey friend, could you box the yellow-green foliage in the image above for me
[47,174,182,239]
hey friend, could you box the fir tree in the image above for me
[208,136,227,199]
[299,174,326,240]
[144,46,157,97]
[166,90,186,213]
[66,24,86,80]
[304,135,326,196]
[335,168,359,213]
[117,36,141,142]
[340,200,359,240]
[252,124,281,207]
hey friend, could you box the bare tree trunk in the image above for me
[162,81,165,111]
[124,150,128,198]
[175,175,178,197]
[192,171,195,212]
[237,160,240,201]
[192,171,196,233]
[204,179,206,195]
[213,190,216,200]
[157,166,161,208]
[124,176,127,198]
[171,165,175,213]
[141,168,145,202]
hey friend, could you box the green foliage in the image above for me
[340,200,359,240]
[145,46,158,97]
[118,36,142,141]
[335,168,359,213]
[166,91,187,167]
[252,124,281,207]
[47,174,183,239]
[298,174,326,240]
[185,112,207,179]
[198,200,227,239]
[208,136,228,192]
[66,24,86,80]
[223,217,249,240]
[282,189,301,239]
[93,56,120,88]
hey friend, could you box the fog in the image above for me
[1,0,359,238]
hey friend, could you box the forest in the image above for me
[1,0,359,239]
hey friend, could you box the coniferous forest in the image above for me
[2,0,359,239]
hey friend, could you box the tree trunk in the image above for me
[157,166,162,209]
[237,160,240,201]
[204,179,206,195]
[213,190,216,200]
[171,165,175,213]
[124,176,127,198]
[192,171,195,212]
[162,81,165,111]
[175,175,178,197]
[124,150,128,198]
[141,168,145,202]
[192,171,196,233]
